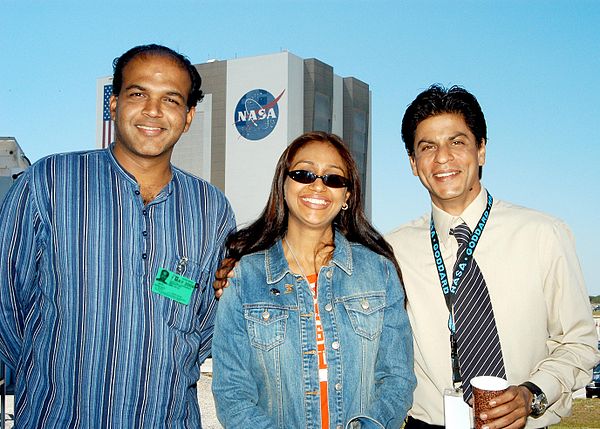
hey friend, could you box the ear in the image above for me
[344,190,351,205]
[109,95,118,121]
[478,139,486,166]
[183,106,196,132]
[409,155,419,177]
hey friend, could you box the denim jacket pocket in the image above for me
[340,292,386,340]
[244,305,289,351]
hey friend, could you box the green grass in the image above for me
[550,398,600,428]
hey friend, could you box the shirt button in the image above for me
[142,231,148,236]
[142,253,147,259]
[335,383,342,391]
[262,311,270,321]
[331,341,340,350]
[324,303,333,312]
[361,299,370,310]
[135,190,140,195]
[326,270,332,279]
[142,209,147,216]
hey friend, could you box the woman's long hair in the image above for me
[226,131,403,283]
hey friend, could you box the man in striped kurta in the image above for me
[0,44,235,428]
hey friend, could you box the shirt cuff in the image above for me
[528,371,561,406]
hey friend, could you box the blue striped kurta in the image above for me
[0,147,236,428]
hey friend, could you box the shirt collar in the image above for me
[105,143,137,185]
[431,187,489,244]
[104,143,175,201]
[265,230,353,284]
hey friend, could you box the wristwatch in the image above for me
[519,381,548,418]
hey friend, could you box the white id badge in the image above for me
[443,388,472,429]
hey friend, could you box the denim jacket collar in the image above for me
[264,230,353,284]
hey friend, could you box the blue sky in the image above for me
[1,0,599,295]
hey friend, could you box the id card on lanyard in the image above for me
[430,192,493,428]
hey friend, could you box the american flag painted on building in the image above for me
[102,85,114,148]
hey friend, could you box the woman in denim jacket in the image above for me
[212,132,415,429]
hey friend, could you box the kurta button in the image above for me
[142,253,147,259]
[142,231,148,236]
[335,383,342,391]
[331,341,340,350]
[135,190,140,195]
[324,303,333,312]
[142,209,147,215]
[361,299,370,310]
[262,311,270,321]
[326,270,332,279]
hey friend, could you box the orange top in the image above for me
[307,273,329,429]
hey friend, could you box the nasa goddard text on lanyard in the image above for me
[429,191,493,388]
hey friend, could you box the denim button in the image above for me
[326,270,332,279]
[262,310,270,321]
[325,303,333,312]
[335,383,342,391]
[360,299,370,310]
[331,341,340,350]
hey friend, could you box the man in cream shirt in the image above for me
[387,85,600,429]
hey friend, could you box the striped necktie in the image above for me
[451,222,506,401]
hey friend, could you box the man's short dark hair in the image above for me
[401,84,487,156]
[112,44,204,109]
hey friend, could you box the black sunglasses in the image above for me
[287,170,350,189]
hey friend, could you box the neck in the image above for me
[431,184,482,216]
[113,143,173,204]
[284,225,334,275]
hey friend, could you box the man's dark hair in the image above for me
[112,44,203,109]
[401,84,487,156]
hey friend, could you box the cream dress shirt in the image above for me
[387,188,600,428]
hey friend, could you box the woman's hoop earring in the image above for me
[341,203,348,211]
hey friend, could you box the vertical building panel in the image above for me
[196,61,227,190]
[332,75,344,136]
[303,59,333,133]
[343,77,371,216]
[171,93,212,182]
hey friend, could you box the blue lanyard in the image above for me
[429,191,493,332]
[429,192,493,385]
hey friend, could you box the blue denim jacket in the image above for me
[212,232,415,429]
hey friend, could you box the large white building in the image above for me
[97,51,371,226]
[0,137,30,202]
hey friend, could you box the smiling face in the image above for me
[284,140,351,235]
[110,54,195,168]
[410,113,486,215]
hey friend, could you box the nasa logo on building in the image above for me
[234,88,285,141]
